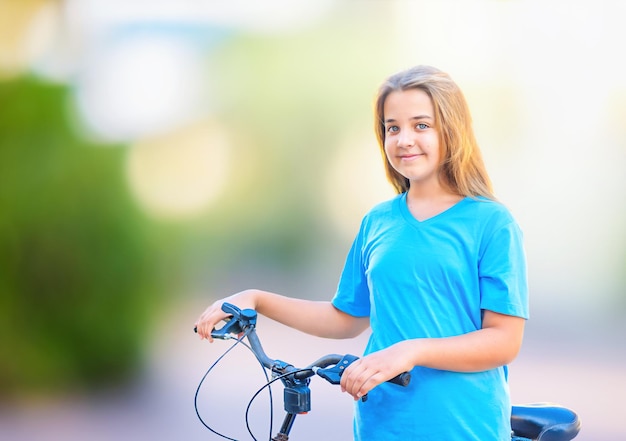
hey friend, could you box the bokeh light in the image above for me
[126,119,231,220]
[72,33,210,142]
[0,0,59,80]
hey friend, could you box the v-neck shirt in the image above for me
[332,192,528,440]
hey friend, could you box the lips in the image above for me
[400,153,423,160]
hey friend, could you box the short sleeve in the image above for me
[478,218,529,319]
[331,221,371,318]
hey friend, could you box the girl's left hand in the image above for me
[340,341,414,400]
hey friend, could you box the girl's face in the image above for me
[383,89,441,189]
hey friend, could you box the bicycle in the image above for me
[194,303,581,441]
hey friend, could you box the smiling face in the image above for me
[383,89,442,191]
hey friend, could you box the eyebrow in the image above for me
[384,115,434,123]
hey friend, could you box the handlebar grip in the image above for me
[388,371,411,387]
[316,354,411,387]
[193,317,241,339]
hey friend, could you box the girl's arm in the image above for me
[194,289,370,342]
[340,310,525,399]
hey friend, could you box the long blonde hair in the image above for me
[374,65,494,198]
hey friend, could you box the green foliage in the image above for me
[0,77,169,397]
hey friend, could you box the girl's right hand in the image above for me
[194,289,258,342]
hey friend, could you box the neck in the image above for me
[407,177,457,200]
[405,181,463,222]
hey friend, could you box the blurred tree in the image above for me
[0,76,173,398]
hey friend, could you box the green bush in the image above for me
[0,77,169,397]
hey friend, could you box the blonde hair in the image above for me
[374,65,494,198]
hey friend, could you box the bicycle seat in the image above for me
[511,403,581,441]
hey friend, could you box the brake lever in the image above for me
[315,354,358,385]
[315,354,370,402]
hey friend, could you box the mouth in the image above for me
[400,153,423,160]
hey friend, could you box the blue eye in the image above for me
[416,123,429,130]
[386,125,399,133]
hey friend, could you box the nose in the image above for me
[397,131,415,148]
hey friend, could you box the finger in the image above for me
[195,319,213,341]
[343,363,385,400]
[341,362,372,399]
[340,359,360,393]
[354,372,384,399]
[196,308,219,340]
[351,372,375,399]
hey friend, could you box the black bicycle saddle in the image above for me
[511,403,581,441]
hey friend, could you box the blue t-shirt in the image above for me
[332,193,529,441]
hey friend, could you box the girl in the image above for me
[195,65,529,440]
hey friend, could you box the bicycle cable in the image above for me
[194,327,274,441]
[244,368,313,441]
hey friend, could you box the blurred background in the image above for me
[0,0,624,439]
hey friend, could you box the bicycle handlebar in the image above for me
[194,302,411,389]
